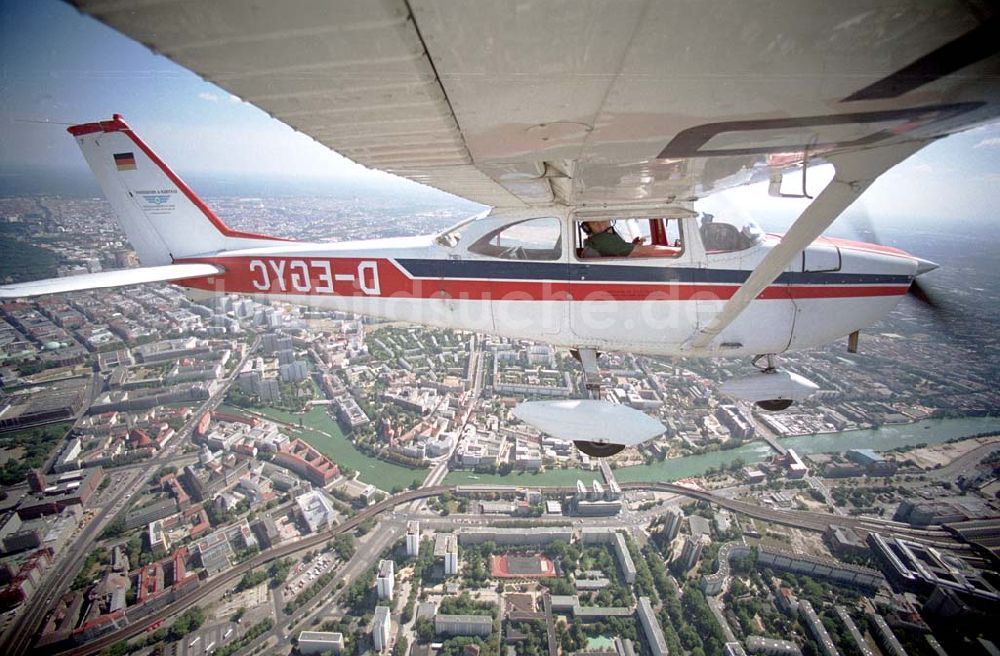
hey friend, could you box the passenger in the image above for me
[582,221,677,257]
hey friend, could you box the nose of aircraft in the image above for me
[914,258,939,276]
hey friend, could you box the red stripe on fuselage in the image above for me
[814,236,912,259]
[174,256,908,301]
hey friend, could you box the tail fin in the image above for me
[68,115,288,265]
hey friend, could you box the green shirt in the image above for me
[586,229,634,257]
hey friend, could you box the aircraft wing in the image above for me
[72,0,1000,209]
[0,263,223,299]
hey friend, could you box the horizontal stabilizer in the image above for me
[513,399,664,446]
[0,263,222,299]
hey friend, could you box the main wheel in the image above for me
[573,440,625,457]
[756,399,794,411]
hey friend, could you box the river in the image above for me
[445,415,1000,486]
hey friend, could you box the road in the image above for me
[248,522,406,656]
[617,481,966,550]
[924,439,1000,481]
[3,337,260,656]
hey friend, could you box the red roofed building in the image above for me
[0,548,53,610]
[72,610,127,644]
[272,438,339,487]
[161,474,190,510]
[129,428,155,449]
[184,506,211,538]
[137,562,163,603]
[195,411,212,437]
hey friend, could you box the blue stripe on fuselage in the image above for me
[394,259,911,286]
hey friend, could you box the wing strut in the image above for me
[684,141,929,352]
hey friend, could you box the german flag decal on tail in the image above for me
[113,152,136,171]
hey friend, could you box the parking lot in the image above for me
[283,555,335,600]
[162,620,240,656]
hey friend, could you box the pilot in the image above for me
[582,221,677,257]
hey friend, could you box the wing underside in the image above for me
[72,0,1000,208]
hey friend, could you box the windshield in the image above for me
[698,214,764,252]
[435,215,479,247]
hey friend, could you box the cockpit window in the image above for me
[574,217,684,259]
[468,217,562,260]
[699,214,763,252]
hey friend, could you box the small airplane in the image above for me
[5,1,999,457]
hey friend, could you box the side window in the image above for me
[468,217,562,260]
[575,218,684,259]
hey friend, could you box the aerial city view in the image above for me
[0,2,998,656]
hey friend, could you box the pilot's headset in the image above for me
[580,220,615,235]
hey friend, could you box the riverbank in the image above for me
[218,404,428,491]
[905,435,1000,469]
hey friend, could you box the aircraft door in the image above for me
[570,217,694,350]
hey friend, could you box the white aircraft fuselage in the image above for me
[173,208,925,358]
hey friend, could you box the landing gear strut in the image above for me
[571,348,624,457]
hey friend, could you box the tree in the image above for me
[169,606,206,641]
[101,515,127,540]
[102,641,130,656]
[237,569,268,591]
[415,618,435,643]
[268,558,293,587]
[332,533,356,560]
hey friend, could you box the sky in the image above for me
[0,0,417,190]
[2,0,999,228]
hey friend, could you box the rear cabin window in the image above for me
[468,217,562,261]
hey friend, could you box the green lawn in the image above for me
[221,404,427,490]
[444,468,601,487]
[0,421,74,485]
